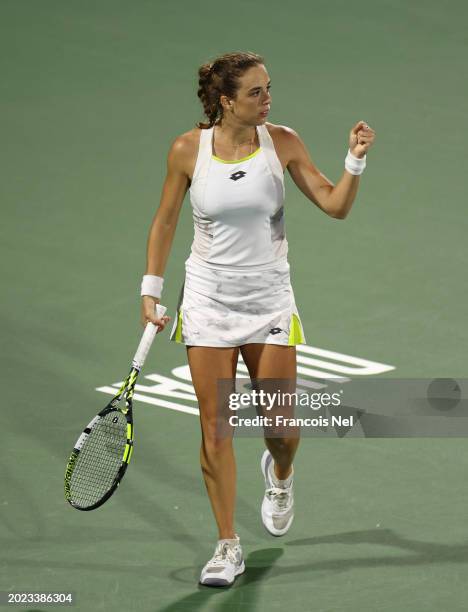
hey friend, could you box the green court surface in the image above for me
[2,1,468,610]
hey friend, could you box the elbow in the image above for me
[329,208,348,220]
[323,193,348,220]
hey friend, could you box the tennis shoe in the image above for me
[261,449,294,536]
[199,533,245,586]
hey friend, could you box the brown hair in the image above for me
[196,51,265,129]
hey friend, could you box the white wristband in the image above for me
[141,274,164,299]
[345,149,367,175]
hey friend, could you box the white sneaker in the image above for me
[260,449,294,536]
[199,533,245,586]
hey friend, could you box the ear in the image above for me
[219,93,231,111]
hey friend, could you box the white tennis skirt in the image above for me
[169,256,307,348]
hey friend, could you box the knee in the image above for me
[200,416,233,461]
[202,433,232,456]
[200,436,233,478]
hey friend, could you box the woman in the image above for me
[140,51,375,587]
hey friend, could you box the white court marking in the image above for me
[96,345,395,417]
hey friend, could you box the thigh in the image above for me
[187,346,240,439]
[240,344,297,381]
[240,344,298,434]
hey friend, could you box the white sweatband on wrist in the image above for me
[345,149,367,175]
[141,274,164,299]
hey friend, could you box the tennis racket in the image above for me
[64,303,167,511]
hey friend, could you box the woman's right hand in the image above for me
[140,295,171,331]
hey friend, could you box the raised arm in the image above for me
[283,121,375,219]
[283,126,336,217]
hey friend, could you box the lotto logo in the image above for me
[230,171,246,181]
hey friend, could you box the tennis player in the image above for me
[140,51,375,586]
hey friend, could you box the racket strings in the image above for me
[69,410,128,508]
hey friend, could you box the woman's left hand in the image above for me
[349,120,376,158]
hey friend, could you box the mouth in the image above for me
[260,108,270,117]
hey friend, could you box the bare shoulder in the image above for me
[167,127,202,181]
[265,121,300,146]
[264,121,286,136]
[263,121,299,171]
[171,127,201,150]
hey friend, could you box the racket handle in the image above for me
[132,303,167,370]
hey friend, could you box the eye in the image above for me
[253,85,272,96]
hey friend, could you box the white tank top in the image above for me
[187,123,288,272]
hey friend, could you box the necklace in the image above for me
[213,126,256,158]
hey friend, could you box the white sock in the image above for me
[218,533,240,546]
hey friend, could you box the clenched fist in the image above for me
[349,120,376,159]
